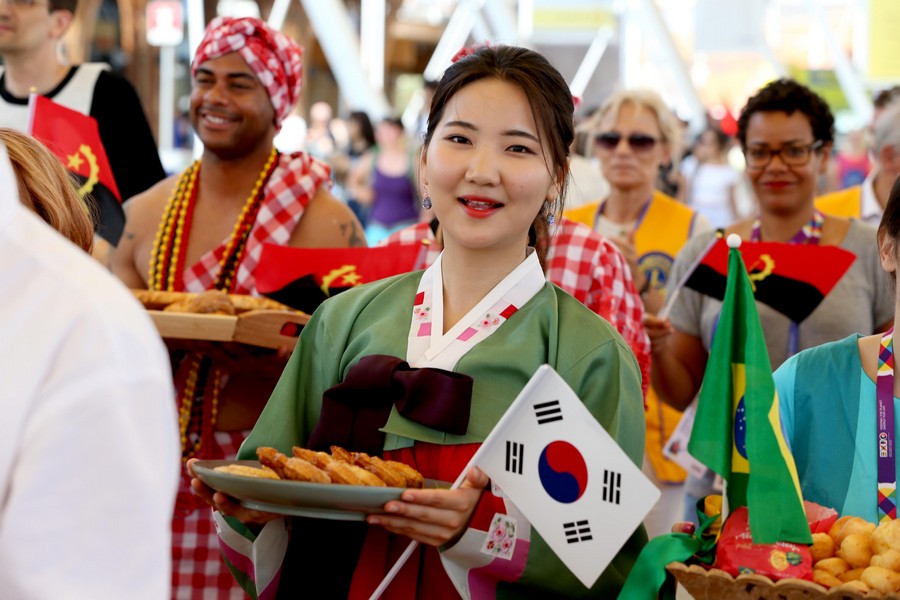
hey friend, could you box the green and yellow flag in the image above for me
[687,238,811,545]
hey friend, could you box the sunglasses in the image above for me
[595,132,659,152]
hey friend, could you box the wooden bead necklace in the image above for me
[148,147,278,460]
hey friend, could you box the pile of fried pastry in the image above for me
[133,289,297,316]
[215,445,425,489]
[811,515,900,594]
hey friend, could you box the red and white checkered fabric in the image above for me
[180,152,331,294]
[379,219,651,398]
[172,431,247,600]
[192,16,303,126]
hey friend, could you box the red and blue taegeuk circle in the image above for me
[537,440,588,503]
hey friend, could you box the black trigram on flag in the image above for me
[563,520,593,544]
[602,469,622,505]
[505,441,524,474]
[533,399,563,424]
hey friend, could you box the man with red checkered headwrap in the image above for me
[111,16,365,599]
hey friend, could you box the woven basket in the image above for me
[666,562,900,600]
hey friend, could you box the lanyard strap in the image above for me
[750,210,824,244]
[750,210,824,357]
[878,327,897,522]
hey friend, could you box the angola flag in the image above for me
[27,95,124,245]
[684,238,855,323]
[254,243,421,314]
[687,237,812,545]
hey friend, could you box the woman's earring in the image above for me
[422,195,433,209]
[546,200,555,226]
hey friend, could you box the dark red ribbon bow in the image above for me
[307,354,474,455]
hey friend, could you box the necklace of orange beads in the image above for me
[149,147,279,462]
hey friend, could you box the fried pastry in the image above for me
[292,447,334,470]
[354,453,406,488]
[281,457,331,483]
[186,290,236,315]
[256,447,293,479]
[326,461,386,486]
[329,445,354,464]
[384,460,425,489]
[214,464,280,479]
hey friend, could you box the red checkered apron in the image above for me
[169,152,330,599]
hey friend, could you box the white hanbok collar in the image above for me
[407,249,545,371]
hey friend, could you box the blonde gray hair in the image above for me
[584,88,683,167]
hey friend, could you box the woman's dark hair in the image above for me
[349,111,376,149]
[736,78,835,148]
[878,176,900,283]
[423,45,575,264]
[880,175,900,242]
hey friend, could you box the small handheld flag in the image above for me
[368,366,659,598]
[475,365,660,588]
[687,234,811,545]
[668,236,855,323]
[254,244,421,313]
[27,94,124,245]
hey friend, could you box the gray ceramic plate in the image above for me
[192,459,442,521]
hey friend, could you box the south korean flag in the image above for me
[474,365,660,589]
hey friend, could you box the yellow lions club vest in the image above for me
[566,191,697,483]
[815,186,862,219]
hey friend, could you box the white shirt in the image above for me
[0,149,179,599]
[860,169,883,226]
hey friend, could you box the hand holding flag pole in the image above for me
[366,370,555,600]
[369,365,658,598]
[657,233,721,320]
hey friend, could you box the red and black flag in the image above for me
[254,243,422,314]
[683,238,856,323]
[27,94,124,246]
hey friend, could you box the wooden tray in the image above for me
[149,309,309,349]
[667,562,900,600]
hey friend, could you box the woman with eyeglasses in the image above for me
[645,78,894,522]
[565,89,712,538]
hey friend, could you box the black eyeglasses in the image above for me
[744,141,824,169]
[594,132,659,153]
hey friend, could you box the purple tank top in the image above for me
[369,165,419,227]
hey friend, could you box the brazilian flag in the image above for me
[687,239,812,545]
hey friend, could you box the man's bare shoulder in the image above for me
[290,186,367,248]
[123,173,179,223]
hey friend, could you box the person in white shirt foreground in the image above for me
[0,142,180,599]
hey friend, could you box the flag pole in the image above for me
[657,232,722,320]
[26,88,38,135]
[367,365,555,600]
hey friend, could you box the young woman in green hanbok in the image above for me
[188,44,647,599]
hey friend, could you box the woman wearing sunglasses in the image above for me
[565,89,712,538]
[646,78,894,522]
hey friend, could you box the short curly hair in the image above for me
[736,78,834,148]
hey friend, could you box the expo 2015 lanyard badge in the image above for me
[750,210,824,358]
[877,327,897,522]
